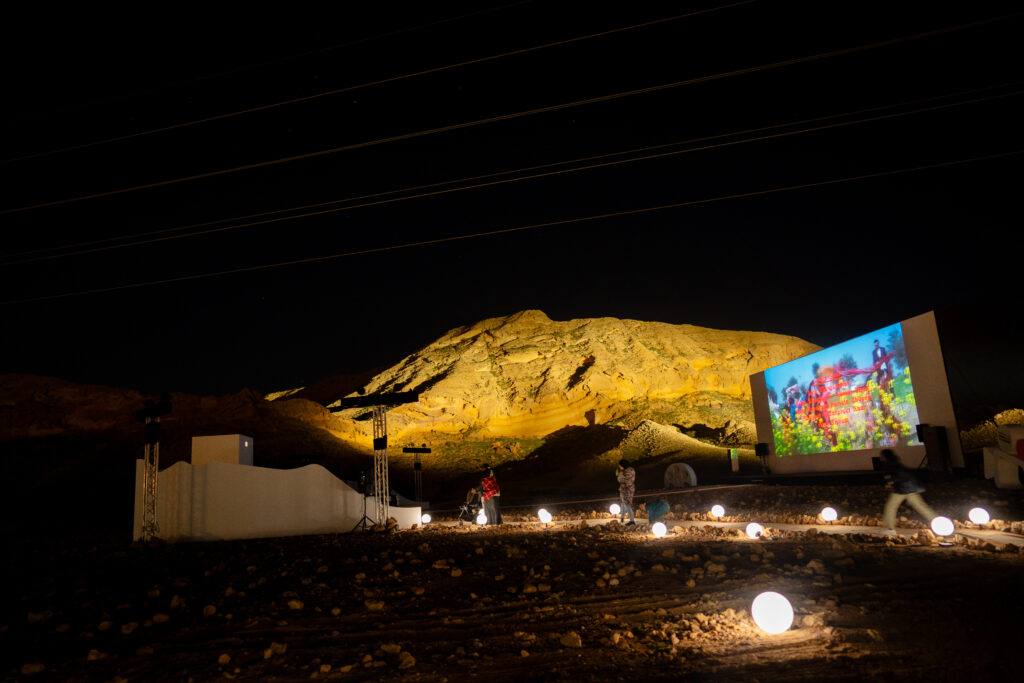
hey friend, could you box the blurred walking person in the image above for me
[881,449,935,532]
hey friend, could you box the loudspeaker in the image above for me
[755,442,769,457]
[916,423,929,441]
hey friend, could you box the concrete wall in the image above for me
[133,461,421,542]
[191,434,253,466]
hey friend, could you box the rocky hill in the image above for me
[1,311,820,532]
[315,310,818,469]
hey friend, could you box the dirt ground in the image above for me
[5,481,1024,681]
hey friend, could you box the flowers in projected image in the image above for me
[765,322,922,456]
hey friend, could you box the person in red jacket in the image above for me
[479,466,502,525]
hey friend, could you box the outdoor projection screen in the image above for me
[750,311,961,473]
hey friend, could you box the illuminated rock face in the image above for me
[327,310,819,446]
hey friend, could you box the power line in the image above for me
[0,1,755,165]
[3,149,1019,306]
[3,82,1018,266]
[3,12,1014,216]
[4,2,538,124]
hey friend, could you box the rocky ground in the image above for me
[5,480,1024,682]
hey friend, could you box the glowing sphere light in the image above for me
[751,591,794,634]
[538,508,553,524]
[746,522,764,539]
[421,513,431,525]
[968,507,990,525]
[609,503,621,516]
[651,522,667,538]
[820,506,838,522]
[930,516,954,537]
[476,511,487,525]
[711,505,725,518]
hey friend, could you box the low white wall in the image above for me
[133,461,421,542]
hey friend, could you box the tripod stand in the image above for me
[350,489,374,532]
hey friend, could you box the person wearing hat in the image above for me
[479,466,502,525]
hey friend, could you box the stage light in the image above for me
[476,511,487,525]
[746,522,764,539]
[751,591,794,634]
[820,506,837,522]
[968,507,990,525]
[421,513,431,524]
[711,505,725,518]
[930,516,954,536]
[538,509,552,524]
[651,522,667,537]
[609,503,621,516]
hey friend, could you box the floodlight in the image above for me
[968,507,990,525]
[751,591,794,634]
[820,506,838,522]
[421,513,431,525]
[476,511,487,525]
[746,522,764,539]
[711,505,725,518]
[538,509,552,524]
[651,522,667,537]
[609,503,621,516]
[930,516,954,537]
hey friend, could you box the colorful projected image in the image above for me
[765,322,921,456]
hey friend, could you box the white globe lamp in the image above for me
[968,507,990,525]
[930,516,954,537]
[751,592,794,634]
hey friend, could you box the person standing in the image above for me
[480,466,502,525]
[616,459,636,526]
[881,449,935,532]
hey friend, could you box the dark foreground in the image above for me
[5,502,1024,682]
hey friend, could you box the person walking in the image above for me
[881,449,935,533]
[480,466,502,525]
[616,459,636,525]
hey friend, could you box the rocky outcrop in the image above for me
[322,310,819,448]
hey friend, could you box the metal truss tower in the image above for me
[141,416,161,542]
[372,405,390,526]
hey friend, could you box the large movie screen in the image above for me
[765,322,921,456]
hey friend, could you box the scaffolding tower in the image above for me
[371,405,390,526]
[137,395,172,542]
[327,391,420,529]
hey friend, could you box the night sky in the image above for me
[2,1,1021,398]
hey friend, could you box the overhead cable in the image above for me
[2,82,1018,266]
[3,148,1019,306]
[2,11,1015,216]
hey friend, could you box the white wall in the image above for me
[133,461,421,542]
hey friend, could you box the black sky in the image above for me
[1,1,1021,398]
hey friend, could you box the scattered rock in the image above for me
[560,631,582,648]
[264,642,287,659]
